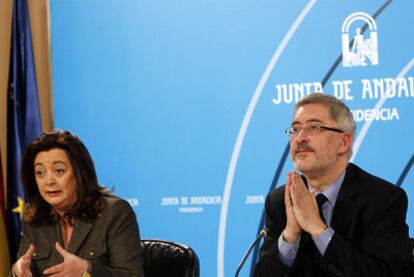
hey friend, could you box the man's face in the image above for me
[289,103,345,175]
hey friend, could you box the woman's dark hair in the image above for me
[21,130,110,224]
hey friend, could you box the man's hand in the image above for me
[13,244,35,277]
[43,243,88,277]
[289,171,327,237]
[282,172,302,242]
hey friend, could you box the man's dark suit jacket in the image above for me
[14,196,144,277]
[254,163,411,277]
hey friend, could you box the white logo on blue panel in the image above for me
[342,12,379,67]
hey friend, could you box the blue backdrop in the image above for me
[50,1,413,276]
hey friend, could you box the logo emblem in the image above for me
[341,12,379,67]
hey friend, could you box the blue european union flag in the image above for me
[7,0,43,262]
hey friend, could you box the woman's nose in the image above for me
[44,172,56,185]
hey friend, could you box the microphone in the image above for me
[235,228,268,277]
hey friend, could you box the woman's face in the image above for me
[34,148,78,216]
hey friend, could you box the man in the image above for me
[254,93,410,276]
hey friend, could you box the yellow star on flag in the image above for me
[12,197,25,219]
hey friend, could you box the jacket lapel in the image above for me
[330,164,359,233]
[67,219,93,254]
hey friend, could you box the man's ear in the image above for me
[338,132,353,155]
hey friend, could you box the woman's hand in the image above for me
[13,244,35,277]
[43,243,88,277]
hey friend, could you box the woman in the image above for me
[11,130,144,277]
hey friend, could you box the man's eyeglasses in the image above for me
[285,124,344,138]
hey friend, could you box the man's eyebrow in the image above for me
[291,119,324,125]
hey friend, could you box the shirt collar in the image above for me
[309,170,346,207]
[50,208,76,226]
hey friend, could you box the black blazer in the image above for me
[13,196,144,277]
[254,163,411,277]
